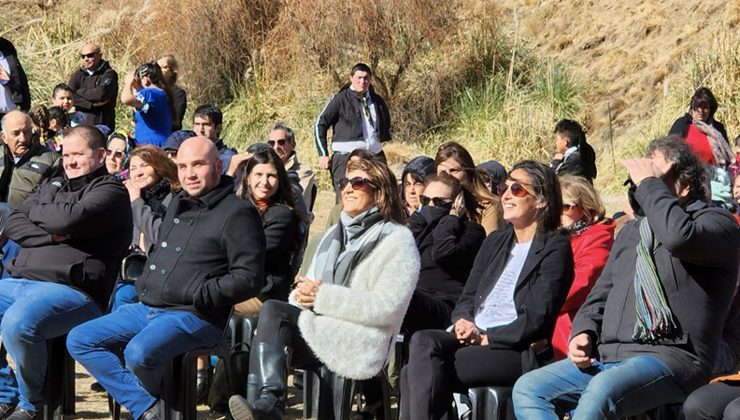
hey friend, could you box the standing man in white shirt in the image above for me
[314,63,391,200]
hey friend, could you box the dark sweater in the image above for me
[259,204,302,302]
[68,60,119,131]
[5,166,132,308]
[572,178,740,393]
[137,177,266,327]
[408,212,485,305]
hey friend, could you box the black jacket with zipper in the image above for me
[314,87,391,157]
[68,60,119,131]
[137,177,266,327]
[5,165,132,309]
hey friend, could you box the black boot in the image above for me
[232,343,290,420]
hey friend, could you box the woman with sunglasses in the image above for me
[228,157,420,420]
[435,141,503,235]
[105,132,135,180]
[551,175,615,360]
[401,160,574,419]
[404,172,486,336]
[120,62,174,147]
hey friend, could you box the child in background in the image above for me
[46,106,69,152]
[51,83,74,112]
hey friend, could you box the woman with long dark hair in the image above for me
[401,160,574,419]
[234,148,303,315]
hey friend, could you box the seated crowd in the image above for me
[0,36,738,420]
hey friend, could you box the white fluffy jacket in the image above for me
[289,223,420,380]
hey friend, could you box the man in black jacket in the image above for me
[67,136,266,420]
[0,111,60,207]
[0,38,31,117]
[68,43,119,131]
[0,125,131,420]
[513,136,740,419]
[314,63,391,198]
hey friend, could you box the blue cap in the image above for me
[163,130,196,151]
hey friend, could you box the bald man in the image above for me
[0,111,60,207]
[68,43,119,130]
[68,136,266,420]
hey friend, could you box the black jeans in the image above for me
[402,290,454,336]
[683,381,740,419]
[400,329,522,420]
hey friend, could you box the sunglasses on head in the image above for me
[80,52,97,59]
[497,182,530,198]
[268,139,287,147]
[420,196,453,208]
[338,176,377,191]
[106,149,125,160]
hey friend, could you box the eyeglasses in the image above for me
[497,182,531,198]
[106,149,125,160]
[268,139,287,147]
[562,203,577,211]
[338,176,377,190]
[80,52,98,59]
[420,196,453,208]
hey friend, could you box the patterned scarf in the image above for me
[632,217,678,342]
[309,206,389,286]
[694,120,734,167]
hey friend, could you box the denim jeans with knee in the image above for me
[67,302,221,419]
[512,355,685,420]
[0,278,102,411]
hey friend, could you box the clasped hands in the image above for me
[294,275,322,309]
[453,318,488,346]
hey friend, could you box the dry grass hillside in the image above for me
[496,0,740,153]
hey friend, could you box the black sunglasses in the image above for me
[420,196,453,208]
[497,182,531,198]
[338,176,377,190]
[80,52,98,59]
[106,149,125,160]
[562,203,577,211]
[268,139,287,147]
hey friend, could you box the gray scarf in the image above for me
[309,206,389,286]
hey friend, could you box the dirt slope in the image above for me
[495,0,740,146]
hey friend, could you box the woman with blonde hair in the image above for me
[551,174,615,359]
[434,141,503,235]
[229,157,419,420]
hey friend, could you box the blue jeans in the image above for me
[1,240,21,279]
[0,278,101,411]
[512,355,685,419]
[110,282,139,311]
[66,303,221,419]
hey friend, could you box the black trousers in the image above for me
[402,290,454,336]
[400,329,522,420]
[330,150,387,202]
[683,381,740,420]
[253,300,320,369]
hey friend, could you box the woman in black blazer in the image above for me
[234,148,304,314]
[401,160,574,419]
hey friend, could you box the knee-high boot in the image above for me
[230,342,290,420]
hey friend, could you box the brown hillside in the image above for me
[496,0,740,147]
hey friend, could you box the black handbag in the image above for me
[120,247,147,285]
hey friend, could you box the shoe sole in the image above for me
[228,396,255,420]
